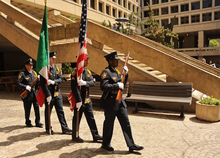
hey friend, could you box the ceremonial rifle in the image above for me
[116,52,130,103]
[20,78,38,99]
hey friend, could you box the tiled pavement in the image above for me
[0,91,220,158]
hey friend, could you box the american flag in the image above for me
[77,0,88,83]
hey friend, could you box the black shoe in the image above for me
[26,124,33,127]
[72,136,84,143]
[36,123,43,128]
[101,145,114,151]
[62,128,72,134]
[46,130,54,135]
[93,135,103,142]
[129,144,144,153]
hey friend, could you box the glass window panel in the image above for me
[203,0,212,8]
[161,7,168,15]
[191,1,200,10]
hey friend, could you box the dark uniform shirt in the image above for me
[71,67,95,104]
[100,65,128,110]
[17,69,38,95]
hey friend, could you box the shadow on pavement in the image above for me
[0,131,45,147]
[59,147,142,158]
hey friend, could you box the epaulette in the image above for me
[55,65,60,74]
[86,68,91,77]
[116,68,121,75]
[33,70,37,77]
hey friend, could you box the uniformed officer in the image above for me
[17,58,43,128]
[41,51,72,135]
[100,51,144,152]
[71,55,102,142]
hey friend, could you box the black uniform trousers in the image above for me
[22,91,40,125]
[72,102,99,139]
[45,96,69,131]
[102,103,135,147]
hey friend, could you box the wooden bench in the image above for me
[60,81,129,101]
[125,81,193,118]
[0,76,18,91]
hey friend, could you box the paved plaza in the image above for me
[0,90,220,158]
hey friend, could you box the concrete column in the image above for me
[198,31,204,48]
[109,5,112,16]
[95,0,98,11]
[103,1,106,14]
[125,0,128,9]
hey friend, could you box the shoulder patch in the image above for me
[18,73,22,80]
[101,70,108,79]
[71,68,77,80]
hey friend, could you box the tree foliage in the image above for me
[142,4,178,48]
[209,39,220,47]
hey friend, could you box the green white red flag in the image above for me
[36,5,49,107]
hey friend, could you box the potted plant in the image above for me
[196,95,220,122]
[62,63,72,79]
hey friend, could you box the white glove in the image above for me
[38,75,40,81]
[46,96,52,104]
[123,66,129,73]
[117,82,124,90]
[78,79,87,86]
[76,102,82,111]
[26,85,31,92]
[47,79,55,85]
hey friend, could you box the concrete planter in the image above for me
[196,101,220,122]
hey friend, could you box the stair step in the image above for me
[136,63,147,67]
[150,70,162,75]
[143,67,154,71]
[157,74,167,79]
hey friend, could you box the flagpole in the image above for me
[44,0,51,135]
[76,74,82,138]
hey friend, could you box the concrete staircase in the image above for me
[1,0,220,104]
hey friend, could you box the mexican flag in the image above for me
[36,5,49,107]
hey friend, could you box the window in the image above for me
[162,0,168,3]
[191,14,200,23]
[106,5,110,15]
[171,6,178,13]
[118,0,121,5]
[118,11,121,17]
[202,13,212,21]
[128,2,131,10]
[161,7,168,15]
[215,0,220,6]
[123,0,126,7]
[181,16,189,24]
[144,11,149,17]
[152,0,159,5]
[90,0,95,9]
[112,0,115,2]
[153,9,159,16]
[133,5,135,12]
[144,0,150,6]
[181,4,189,12]
[161,19,168,26]
[215,11,220,20]
[171,17,178,25]
[99,2,103,12]
[203,0,212,8]
[191,1,200,10]
[72,0,77,2]
[113,8,116,17]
